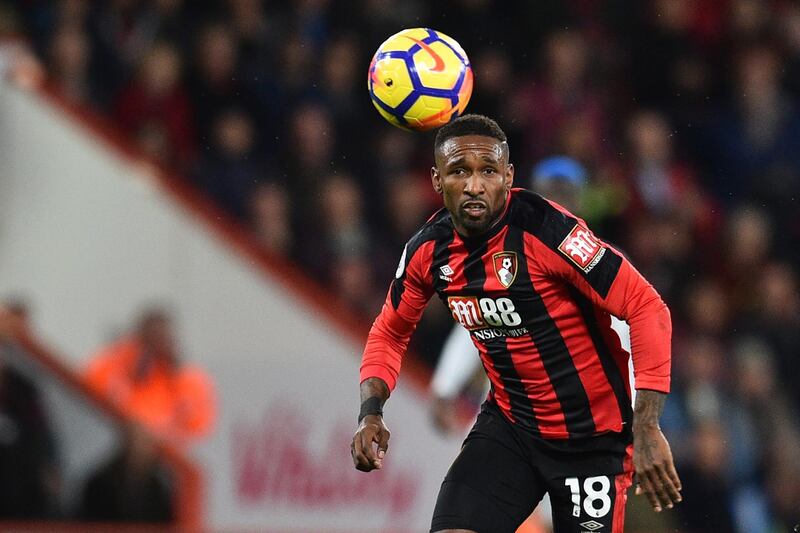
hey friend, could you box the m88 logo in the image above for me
[448,296,522,330]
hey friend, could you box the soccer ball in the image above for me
[368,28,473,131]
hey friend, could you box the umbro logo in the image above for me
[439,265,454,282]
[579,520,604,531]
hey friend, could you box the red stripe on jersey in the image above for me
[484,231,567,435]
[504,335,568,435]
[524,233,623,434]
[612,444,634,533]
[476,344,516,421]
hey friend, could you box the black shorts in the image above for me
[431,402,633,533]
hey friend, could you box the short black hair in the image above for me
[434,114,508,158]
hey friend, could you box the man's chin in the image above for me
[459,217,491,236]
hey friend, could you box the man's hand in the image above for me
[351,414,390,472]
[632,390,682,512]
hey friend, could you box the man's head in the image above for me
[530,156,587,214]
[432,114,513,237]
[137,307,178,366]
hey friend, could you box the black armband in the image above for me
[358,396,384,423]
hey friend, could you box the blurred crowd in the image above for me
[0,300,215,523]
[2,0,800,530]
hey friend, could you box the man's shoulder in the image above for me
[404,207,453,253]
[507,188,582,248]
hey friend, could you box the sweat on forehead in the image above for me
[436,135,509,163]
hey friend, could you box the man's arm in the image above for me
[352,240,435,472]
[527,211,680,512]
[632,390,682,512]
[351,377,391,471]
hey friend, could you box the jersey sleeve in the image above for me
[530,205,672,393]
[360,240,436,392]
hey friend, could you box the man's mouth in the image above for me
[462,200,487,218]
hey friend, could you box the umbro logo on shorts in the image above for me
[579,520,604,531]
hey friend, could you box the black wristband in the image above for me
[358,396,383,423]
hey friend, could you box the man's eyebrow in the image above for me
[480,154,500,164]
[446,156,467,167]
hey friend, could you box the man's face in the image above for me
[140,317,177,365]
[432,135,514,237]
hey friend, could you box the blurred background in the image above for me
[0,0,799,532]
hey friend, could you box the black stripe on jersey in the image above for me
[430,228,456,295]
[507,225,596,437]
[569,287,634,426]
[463,235,539,432]
[390,211,451,309]
[511,190,622,299]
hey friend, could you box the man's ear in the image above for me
[505,163,515,191]
[431,166,443,194]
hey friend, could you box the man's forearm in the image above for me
[359,377,390,422]
[633,389,666,429]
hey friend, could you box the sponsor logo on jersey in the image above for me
[472,326,529,340]
[447,296,484,329]
[448,296,523,330]
[559,224,606,273]
[492,251,517,288]
[579,520,604,531]
[439,264,454,282]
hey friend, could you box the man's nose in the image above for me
[464,172,484,195]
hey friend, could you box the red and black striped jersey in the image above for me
[361,188,671,440]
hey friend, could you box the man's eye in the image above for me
[452,168,465,175]
[483,168,497,174]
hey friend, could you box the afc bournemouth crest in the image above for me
[492,252,518,288]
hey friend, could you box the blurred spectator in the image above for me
[195,108,262,221]
[47,23,94,105]
[621,110,718,244]
[189,23,259,148]
[515,29,608,169]
[677,419,737,532]
[707,43,800,204]
[251,180,294,258]
[113,41,195,167]
[720,206,773,315]
[0,300,61,519]
[299,172,372,283]
[79,424,172,523]
[529,156,587,213]
[84,307,216,444]
[282,102,336,218]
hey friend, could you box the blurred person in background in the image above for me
[707,43,800,205]
[514,29,608,170]
[621,110,718,246]
[113,41,195,167]
[251,180,295,259]
[46,23,95,105]
[0,300,61,519]
[188,22,261,149]
[195,107,263,222]
[677,419,736,532]
[78,423,172,523]
[84,307,216,444]
[80,307,215,523]
[299,171,372,284]
[720,206,773,316]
